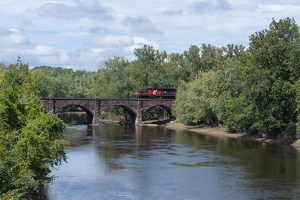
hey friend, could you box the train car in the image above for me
[134,88,176,99]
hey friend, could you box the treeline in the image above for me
[176,17,300,140]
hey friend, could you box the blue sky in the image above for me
[1,0,300,71]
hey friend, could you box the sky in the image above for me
[1,0,300,71]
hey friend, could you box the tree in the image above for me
[133,45,168,88]
[0,59,66,199]
[224,44,245,60]
[167,53,191,86]
[174,70,218,125]
[183,45,201,79]
[214,58,244,123]
[226,17,300,136]
[199,43,224,71]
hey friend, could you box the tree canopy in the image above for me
[0,59,66,199]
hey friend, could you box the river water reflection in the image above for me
[46,115,300,199]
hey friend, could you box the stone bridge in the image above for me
[41,97,175,125]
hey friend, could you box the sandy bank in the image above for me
[141,120,300,149]
[99,119,300,149]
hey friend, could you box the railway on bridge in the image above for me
[41,97,175,125]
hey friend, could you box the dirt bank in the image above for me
[99,119,300,148]
[141,120,300,149]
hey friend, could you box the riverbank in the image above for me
[141,120,300,149]
[99,119,300,148]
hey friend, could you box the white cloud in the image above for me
[258,4,299,12]
[89,26,107,33]
[0,28,34,48]
[89,48,106,54]
[190,0,232,13]
[25,45,58,56]
[89,35,134,47]
[123,16,163,34]
[162,9,184,15]
[37,51,70,66]
[1,0,300,71]
[123,37,160,54]
[37,0,113,20]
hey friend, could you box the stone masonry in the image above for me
[41,97,175,125]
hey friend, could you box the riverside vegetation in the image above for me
[0,59,66,199]
[1,17,300,198]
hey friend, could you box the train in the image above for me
[134,88,177,99]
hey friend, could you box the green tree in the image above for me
[0,59,66,199]
[224,44,246,60]
[98,57,135,98]
[174,70,218,125]
[226,17,300,136]
[168,52,191,84]
[133,45,168,88]
[32,66,93,98]
[224,93,255,132]
[183,45,201,79]
[214,58,244,123]
[199,43,224,71]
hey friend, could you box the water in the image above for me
[46,114,300,199]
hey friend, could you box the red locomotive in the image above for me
[134,88,176,99]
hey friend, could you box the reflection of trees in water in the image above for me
[97,125,136,171]
[58,113,88,126]
[97,125,176,171]
[57,121,300,183]
[98,125,300,181]
[51,122,300,198]
[62,125,100,147]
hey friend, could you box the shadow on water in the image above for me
[57,113,88,126]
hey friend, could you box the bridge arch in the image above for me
[41,97,99,125]
[142,105,173,121]
[57,104,94,124]
[100,104,137,124]
[143,105,172,115]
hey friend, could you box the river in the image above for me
[45,113,300,199]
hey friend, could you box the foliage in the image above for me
[0,59,66,199]
[214,58,244,123]
[224,93,255,132]
[174,70,218,125]
[295,79,300,137]
[233,17,300,136]
[31,65,92,98]
[174,17,300,139]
